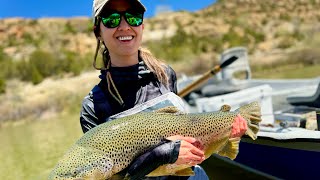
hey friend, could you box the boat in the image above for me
[177,47,320,179]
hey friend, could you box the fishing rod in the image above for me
[178,56,238,98]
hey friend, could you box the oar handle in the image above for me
[178,56,238,98]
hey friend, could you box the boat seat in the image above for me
[287,82,320,108]
[201,47,251,97]
[220,46,251,81]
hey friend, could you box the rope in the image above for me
[106,60,125,107]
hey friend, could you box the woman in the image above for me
[80,0,209,179]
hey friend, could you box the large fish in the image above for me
[49,102,261,180]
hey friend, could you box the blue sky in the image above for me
[0,0,216,19]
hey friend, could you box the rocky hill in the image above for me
[1,0,320,65]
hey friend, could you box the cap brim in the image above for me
[94,0,146,17]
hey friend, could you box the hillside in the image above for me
[1,0,320,63]
[144,0,320,68]
[1,0,320,123]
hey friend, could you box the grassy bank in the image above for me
[252,64,320,79]
[0,112,82,180]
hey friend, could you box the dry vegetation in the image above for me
[0,71,100,124]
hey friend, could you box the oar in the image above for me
[178,56,238,98]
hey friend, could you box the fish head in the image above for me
[48,146,114,180]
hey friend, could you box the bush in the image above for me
[277,37,295,49]
[145,28,222,62]
[289,48,320,65]
[64,22,76,34]
[245,28,265,43]
[29,50,58,77]
[222,28,250,47]
[145,29,196,62]
[0,47,92,84]
[0,49,16,79]
[0,78,5,94]
[30,64,44,85]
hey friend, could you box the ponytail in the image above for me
[139,47,169,87]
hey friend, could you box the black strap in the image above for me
[91,83,113,122]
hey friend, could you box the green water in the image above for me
[0,114,82,180]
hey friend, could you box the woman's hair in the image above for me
[139,47,169,86]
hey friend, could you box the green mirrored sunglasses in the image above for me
[99,11,144,28]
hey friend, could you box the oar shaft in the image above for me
[178,56,238,98]
[178,65,220,97]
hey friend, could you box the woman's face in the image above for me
[99,0,144,59]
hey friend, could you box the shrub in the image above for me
[289,48,320,65]
[0,77,5,94]
[22,32,34,44]
[30,64,44,85]
[29,50,58,77]
[222,28,250,47]
[64,22,76,34]
[244,28,265,43]
[277,37,295,49]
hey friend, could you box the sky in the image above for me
[0,0,216,19]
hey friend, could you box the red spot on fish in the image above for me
[231,114,247,138]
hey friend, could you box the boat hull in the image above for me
[234,136,320,179]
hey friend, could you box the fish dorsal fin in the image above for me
[217,137,240,160]
[220,105,231,112]
[155,106,182,114]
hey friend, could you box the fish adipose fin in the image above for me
[217,137,240,160]
[236,101,262,140]
[155,106,184,114]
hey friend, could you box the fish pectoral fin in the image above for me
[175,168,195,176]
[147,164,194,177]
[110,174,126,180]
[78,156,114,180]
[155,106,183,114]
[217,137,240,160]
[147,165,194,177]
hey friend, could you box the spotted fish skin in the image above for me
[48,102,261,179]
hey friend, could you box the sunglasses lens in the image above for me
[101,13,121,28]
[125,12,143,26]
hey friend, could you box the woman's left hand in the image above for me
[166,135,205,166]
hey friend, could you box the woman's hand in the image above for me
[166,135,205,166]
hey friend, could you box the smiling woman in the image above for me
[74,0,210,179]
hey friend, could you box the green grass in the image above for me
[0,113,82,180]
[252,64,320,79]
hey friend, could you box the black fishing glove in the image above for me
[124,139,181,180]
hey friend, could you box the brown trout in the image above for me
[48,102,261,180]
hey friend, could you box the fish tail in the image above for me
[236,101,262,140]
